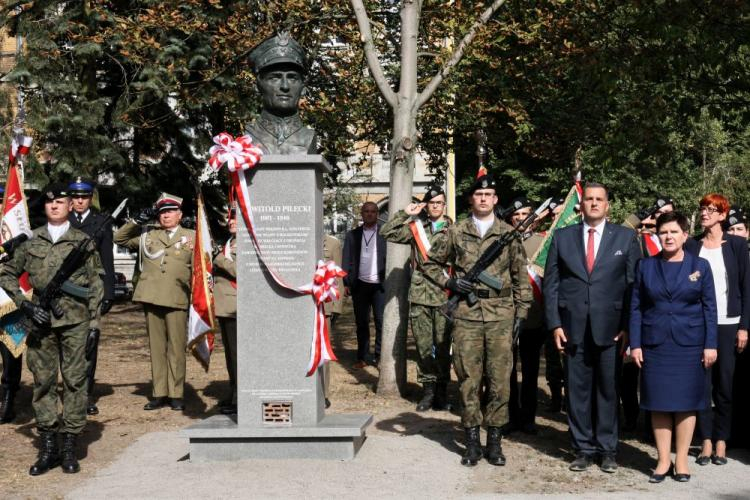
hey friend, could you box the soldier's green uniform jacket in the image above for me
[421,217,532,321]
[0,226,104,327]
[380,210,452,306]
[114,221,195,309]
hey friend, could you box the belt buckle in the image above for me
[476,289,489,299]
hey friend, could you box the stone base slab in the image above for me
[182,413,372,461]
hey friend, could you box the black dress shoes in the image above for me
[143,397,168,410]
[569,453,594,471]
[673,473,691,482]
[649,464,673,483]
[695,455,711,466]
[86,402,99,415]
[600,455,618,473]
[170,398,185,411]
[711,454,728,465]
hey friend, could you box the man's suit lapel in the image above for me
[592,223,614,273]
[352,226,363,260]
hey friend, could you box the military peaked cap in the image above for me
[68,176,95,196]
[249,32,307,74]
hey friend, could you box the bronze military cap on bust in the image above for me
[245,32,317,155]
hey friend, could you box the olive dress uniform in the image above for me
[114,221,194,402]
[213,237,237,411]
[381,209,453,409]
[0,221,103,474]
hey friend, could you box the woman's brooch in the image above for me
[689,270,701,282]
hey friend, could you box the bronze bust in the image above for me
[246,32,317,155]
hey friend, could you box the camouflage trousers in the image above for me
[453,318,513,428]
[26,321,89,435]
[409,303,452,384]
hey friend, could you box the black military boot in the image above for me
[0,389,16,424]
[29,431,60,476]
[461,426,483,466]
[61,433,80,474]
[432,382,452,411]
[485,426,507,466]
[416,382,435,412]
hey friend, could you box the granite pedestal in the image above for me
[184,155,372,461]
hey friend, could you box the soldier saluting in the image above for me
[0,183,104,475]
[68,177,115,416]
[381,183,453,411]
[421,175,532,467]
[114,193,194,411]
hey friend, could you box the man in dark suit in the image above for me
[68,178,115,416]
[342,201,386,368]
[543,182,640,472]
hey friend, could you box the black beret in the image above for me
[465,175,497,196]
[727,206,747,228]
[423,184,445,203]
[508,196,532,213]
[41,182,70,201]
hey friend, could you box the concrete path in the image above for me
[67,422,750,499]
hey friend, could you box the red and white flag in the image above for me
[2,143,33,295]
[187,194,216,371]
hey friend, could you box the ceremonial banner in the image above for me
[187,194,216,371]
[530,184,582,278]
[0,139,34,357]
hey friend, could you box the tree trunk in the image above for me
[376,1,420,397]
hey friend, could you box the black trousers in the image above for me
[698,323,739,442]
[0,343,22,393]
[86,334,99,399]
[620,361,640,425]
[509,326,547,425]
[351,280,384,361]
[564,325,619,456]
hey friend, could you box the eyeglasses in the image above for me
[699,206,720,214]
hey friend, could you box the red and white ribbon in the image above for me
[300,260,345,376]
[8,135,32,167]
[208,132,345,376]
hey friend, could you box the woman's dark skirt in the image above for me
[640,333,708,412]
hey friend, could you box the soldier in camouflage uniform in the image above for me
[0,184,103,476]
[381,184,453,411]
[421,175,532,467]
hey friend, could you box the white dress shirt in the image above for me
[582,220,605,259]
[358,226,380,283]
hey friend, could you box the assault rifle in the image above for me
[440,198,551,322]
[30,198,128,325]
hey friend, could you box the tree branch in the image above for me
[350,0,397,108]
[415,0,507,110]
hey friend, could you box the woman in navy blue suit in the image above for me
[630,212,718,482]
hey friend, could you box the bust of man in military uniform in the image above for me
[246,32,317,155]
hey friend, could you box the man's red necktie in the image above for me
[586,228,596,274]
